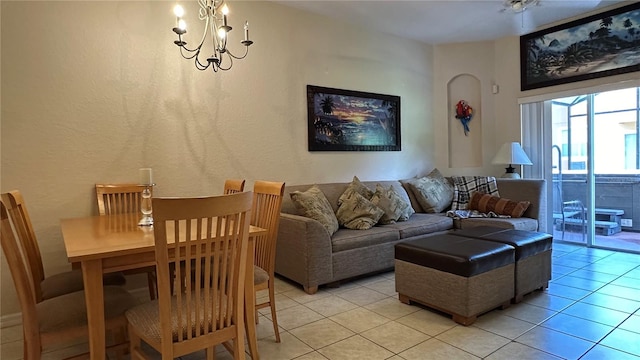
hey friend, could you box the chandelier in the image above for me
[172,0,253,72]
[503,0,540,13]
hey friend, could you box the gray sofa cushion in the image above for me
[384,213,453,239]
[336,191,384,230]
[454,216,538,231]
[331,226,400,252]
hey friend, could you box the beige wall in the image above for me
[0,1,434,317]
[2,1,639,320]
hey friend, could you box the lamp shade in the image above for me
[491,142,533,166]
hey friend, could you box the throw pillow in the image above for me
[370,184,414,224]
[406,168,454,213]
[338,176,374,206]
[450,176,500,211]
[290,185,339,236]
[336,191,384,230]
[468,192,530,218]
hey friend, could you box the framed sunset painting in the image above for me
[306,85,401,151]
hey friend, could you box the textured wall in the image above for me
[0,1,434,316]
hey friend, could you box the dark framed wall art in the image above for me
[521,2,640,91]
[307,85,401,151]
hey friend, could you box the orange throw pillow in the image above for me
[468,192,530,218]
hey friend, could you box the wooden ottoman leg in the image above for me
[399,294,411,304]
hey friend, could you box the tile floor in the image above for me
[2,242,640,359]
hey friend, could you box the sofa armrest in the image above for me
[275,213,334,293]
[496,179,547,232]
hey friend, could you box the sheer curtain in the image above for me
[521,100,552,233]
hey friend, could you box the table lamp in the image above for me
[491,142,532,179]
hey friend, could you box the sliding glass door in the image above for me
[524,86,640,253]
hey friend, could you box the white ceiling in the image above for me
[273,0,630,44]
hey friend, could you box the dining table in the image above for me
[61,212,265,360]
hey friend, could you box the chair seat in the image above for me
[126,291,229,343]
[254,265,269,286]
[41,269,127,300]
[37,286,137,334]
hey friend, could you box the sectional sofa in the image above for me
[275,178,546,294]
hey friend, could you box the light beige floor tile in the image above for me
[353,273,392,286]
[283,287,334,305]
[515,326,594,359]
[289,318,354,349]
[329,307,391,333]
[1,340,23,360]
[294,351,329,359]
[364,297,419,320]
[334,286,389,306]
[500,303,557,324]
[257,332,314,360]
[273,304,325,330]
[259,292,300,317]
[303,295,359,317]
[256,315,286,340]
[362,279,397,296]
[398,338,480,360]
[325,281,364,295]
[485,342,563,360]
[317,335,393,360]
[274,277,301,294]
[472,311,536,339]
[435,325,511,358]
[395,308,456,336]
[42,342,90,360]
[522,292,576,311]
[360,321,430,353]
[1,325,22,343]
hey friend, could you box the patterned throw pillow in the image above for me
[406,168,454,213]
[468,192,530,218]
[338,176,374,206]
[290,185,339,236]
[370,184,414,224]
[450,176,499,211]
[336,191,384,230]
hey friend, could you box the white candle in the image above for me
[139,168,153,185]
[244,21,249,41]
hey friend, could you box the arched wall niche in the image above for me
[447,74,482,168]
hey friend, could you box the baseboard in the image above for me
[0,312,22,328]
[0,287,150,329]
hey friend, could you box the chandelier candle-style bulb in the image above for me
[171,0,253,73]
[222,4,229,27]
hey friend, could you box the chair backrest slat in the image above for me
[96,184,148,216]
[0,202,41,352]
[152,192,252,346]
[1,191,46,302]
[251,181,285,275]
[223,179,245,195]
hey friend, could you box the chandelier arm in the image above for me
[225,47,249,60]
[217,54,233,71]
[194,55,211,71]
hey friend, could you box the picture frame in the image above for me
[307,85,401,151]
[520,2,640,91]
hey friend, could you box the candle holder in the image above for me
[138,184,155,226]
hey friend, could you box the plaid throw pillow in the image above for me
[450,176,499,211]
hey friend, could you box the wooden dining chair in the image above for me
[1,190,126,302]
[224,179,246,194]
[96,183,158,300]
[252,180,285,343]
[125,192,253,360]
[0,201,138,360]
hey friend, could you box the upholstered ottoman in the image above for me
[450,226,552,303]
[394,235,515,325]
